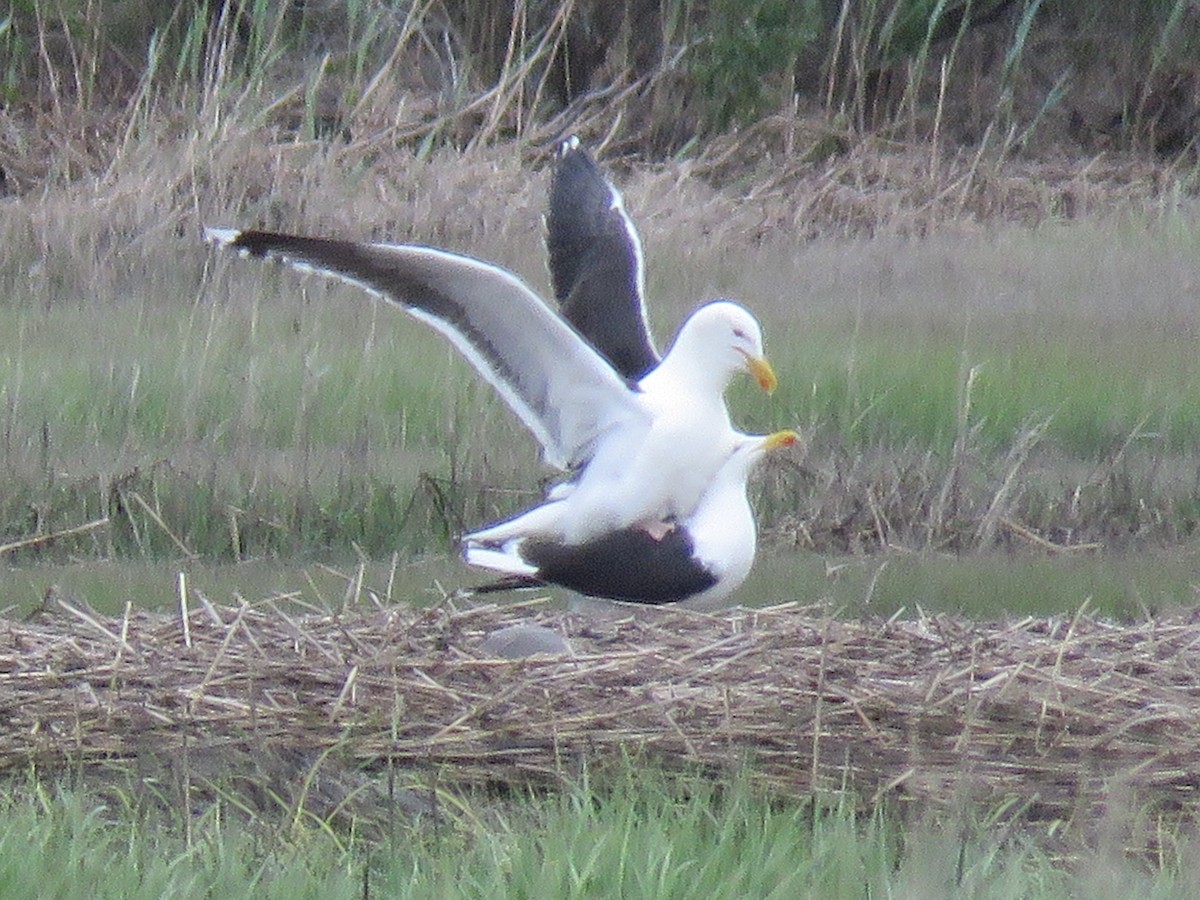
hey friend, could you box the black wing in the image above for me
[547,138,660,382]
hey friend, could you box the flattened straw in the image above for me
[693,642,764,678]
[848,698,882,737]
[232,606,268,660]
[871,767,916,805]
[755,601,806,614]
[384,551,399,605]
[189,694,257,714]
[989,660,1030,701]
[410,667,485,706]
[10,595,1200,856]
[139,706,178,726]
[195,591,225,627]
[189,601,253,704]
[811,621,831,794]
[55,596,134,655]
[330,665,359,717]
[1053,600,1091,681]
[425,683,536,744]
[281,590,331,618]
[114,601,134,668]
[265,601,340,664]
[662,709,698,757]
[332,619,373,659]
[344,556,365,611]
[673,632,754,666]
[1001,517,1102,553]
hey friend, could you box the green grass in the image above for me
[728,216,1200,456]
[5,545,1200,623]
[6,197,1200,563]
[0,786,363,899]
[771,322,1200,455]
[0,555,466,619]
[744,546,1200,620]
[0,768,1189,899]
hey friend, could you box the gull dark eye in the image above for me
[733,328,747,340]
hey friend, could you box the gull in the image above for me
[203,212,774,548]
[466,428,799,608]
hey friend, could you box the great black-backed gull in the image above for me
[199,240,768,540]
[202,239,773,546]
[205,140,782,603]
[466,429,798,608]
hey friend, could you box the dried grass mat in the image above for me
[2,593,1199,828]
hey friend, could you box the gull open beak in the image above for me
[739,352,777,394]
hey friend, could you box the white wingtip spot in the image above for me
[558,134,580,156]
[203,226,242,246]
[462,543,539,576]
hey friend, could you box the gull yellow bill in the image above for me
[741,352,778,394]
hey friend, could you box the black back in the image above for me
[521,526,717,604]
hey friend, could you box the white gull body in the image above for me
[203,229,775,547]
[465,429,799,608]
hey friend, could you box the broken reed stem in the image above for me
[0,517,109,556]
[127,491,197,559]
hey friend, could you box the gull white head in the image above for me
[661,300,776,395]
[681,427,801,609]
[728,428,799,479]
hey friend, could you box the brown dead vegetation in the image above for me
[5,590,1200,854]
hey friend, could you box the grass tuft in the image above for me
[0,763,1192,897]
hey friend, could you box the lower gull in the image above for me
[465,429,798,607]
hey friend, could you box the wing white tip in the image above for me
[462,544,539,577]
[558,134,580,156]
[204,226,242,246]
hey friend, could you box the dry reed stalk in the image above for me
[0,518,109,557]
[3,593,1200,850]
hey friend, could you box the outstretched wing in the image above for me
[205,228,646,470]
[546,137,660,381]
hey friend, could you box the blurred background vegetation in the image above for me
[4,1,1200,571]
[3,0,1200,189]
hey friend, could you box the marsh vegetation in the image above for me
[5,0,1200,893]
